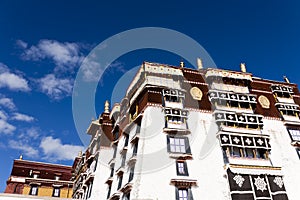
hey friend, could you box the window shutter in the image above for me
[188,188,194,200]
[185,138,191,154]
[167,135,171,152]
[184,161,189,176]
[176,161,180,175]
[175,187,179,200]
[94,157,98,172]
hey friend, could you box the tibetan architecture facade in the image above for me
[4,158,73,199]
[72,61,300,200]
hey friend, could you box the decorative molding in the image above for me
[273,176,284,188]
[190,87,203,101]
[233,175,245,187]
[258,95,270,109]
[254,176,267,192]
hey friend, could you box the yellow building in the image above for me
[5,158,73,198]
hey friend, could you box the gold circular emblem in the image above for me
[190,87,203,101]
[258,95,270,109]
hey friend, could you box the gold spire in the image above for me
[19,154,23,160]
[78,150,82,157]
[283,76,290,83]
[104,100,110,113]
[240,63,246,73]
[197,58,203,70]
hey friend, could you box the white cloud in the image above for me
[0,110,8,120]
[81,58,103,82]
[16,39,28,49]
[21,39,84,71]
[0,118,16,134]
[9,140,39,158]
[0,97,16,110]
[17,127,40,144]
[0,110,15,134]
[38,74,73,100]
[40,136,83,161]
[0,63,30,92]
[12,113,34,122]
[0,73,30,91]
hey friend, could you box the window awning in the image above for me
[228,165,282,176]
[209,90,257,103]
[271,85,293,94]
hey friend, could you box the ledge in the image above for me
[169,153,193,160]
[170,178,197,187]
[163,128,191,135]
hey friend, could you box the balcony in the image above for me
[276,102,300,124]
[210,82,250,93]
[209,90,256,113]
[164,108,190,133]
[214,111,263,131]
[162,88,185,109]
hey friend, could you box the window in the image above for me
[176,161,189,176]
[256,149,267,159]
[117,175,123,190]
[167,136,191,154]
[52,187,60,197]
[164,108,188,126]
[178,189,188,200]
[124,134,129,147]
[113,145,117,158]
[121,153,126,167]
[162,89,185,103]
[132,142,138,157]
[176,188,193,200]
[231,147,241,157]
[296,148,300,158]
[110,166,114,177]
[30,185,38,196]
[288,129,300,141]
[107,184,112,199]
[245,148,254,158]
[87,181,93,198]
[122,192,130,200]
[128,165,135,182]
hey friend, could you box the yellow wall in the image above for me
[22,185,73,198]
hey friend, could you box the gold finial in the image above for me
[180,60,185,68]
[78,150,82,157]
[197,58,203,70]
[104,100,110,113]
[283,76,290,83]
[240,63,246,72]
[19,154,23,160]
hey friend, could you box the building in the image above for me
[72,61,300,200]
[4,158,73,199]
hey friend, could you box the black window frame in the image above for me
[52,187,61,197]
[117,175,123,190]
[107,184,112,199]
[176,160,189,176]
[287,128,300,142]
[167,135,191,154]
[29,185,38,196]
[175,187,193,200]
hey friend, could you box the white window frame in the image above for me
[30,185,38,195]
[288,129,300,141]
[170,137,186,153]
[178,189,188,200]
[53,187,60,197]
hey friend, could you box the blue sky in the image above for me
[1,0,300,192]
